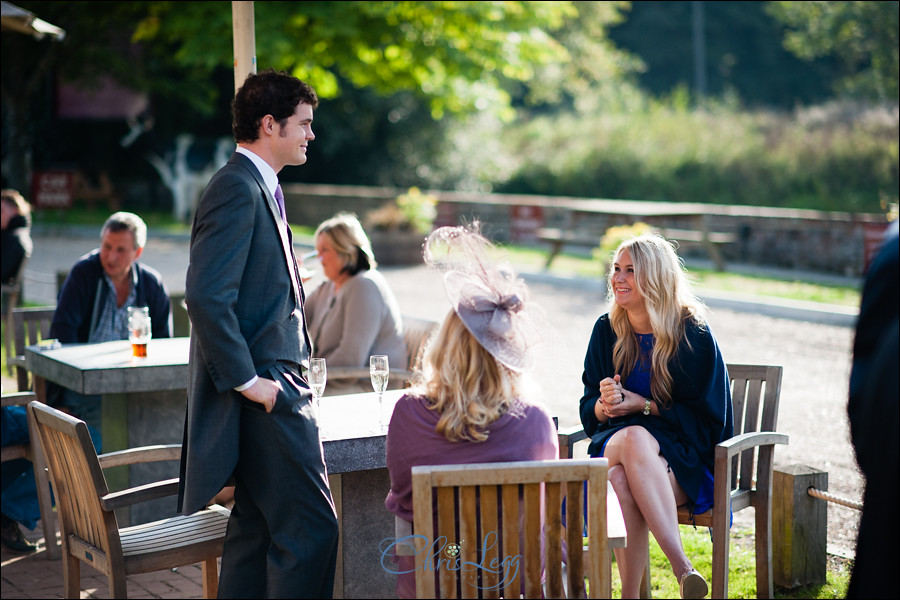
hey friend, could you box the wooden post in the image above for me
[232,1,256,93]
[772,465,828,589]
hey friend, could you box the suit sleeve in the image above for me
[185,173,258,392]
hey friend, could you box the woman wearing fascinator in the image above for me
[384,224,559,599]
[579,234,733,599]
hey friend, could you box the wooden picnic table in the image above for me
[537,199,737,271]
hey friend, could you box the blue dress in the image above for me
[579,314,733,515]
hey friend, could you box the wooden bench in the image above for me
[538,226,736,271]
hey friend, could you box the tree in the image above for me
[767,1,900,102]
[2,1,633,203]
[605,0,841,108]
[131,0,582,120]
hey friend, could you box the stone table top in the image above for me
[25,337,190,395]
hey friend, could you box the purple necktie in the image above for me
[274,184,286,223]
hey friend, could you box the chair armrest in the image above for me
[100,478,180,511]
[557,424,588,459]
[1,391,37,407]
[6,355,26,370]
[714,431,789,461]
[98,444,182,468]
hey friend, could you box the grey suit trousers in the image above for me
[218,362,339,599]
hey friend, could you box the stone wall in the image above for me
[283,183,891,277]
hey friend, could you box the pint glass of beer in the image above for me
[128,306,151,357]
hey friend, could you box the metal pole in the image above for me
[232,1,256,94]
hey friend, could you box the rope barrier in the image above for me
[807,487,863,511]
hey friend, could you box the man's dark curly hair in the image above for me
[232,69,319,143]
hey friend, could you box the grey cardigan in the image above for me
[305,268,407,370]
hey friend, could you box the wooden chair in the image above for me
[0,391,58,559]
[558,363,788,599]
[26,401,230,599]
[327,315,439,389]
[6,306,56,391]
[410,458,612,599]
[2,254,29,373]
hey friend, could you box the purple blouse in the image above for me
[385,393,559,522]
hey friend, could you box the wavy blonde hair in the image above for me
[606,234,707,407]
[415,311,520,442]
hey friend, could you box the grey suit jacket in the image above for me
[178,153,311,514]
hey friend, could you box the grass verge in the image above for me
[607,524,851,599]
[499,244,861,307]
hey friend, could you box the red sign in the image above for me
[31,170,75,209]
[510,205,544,242]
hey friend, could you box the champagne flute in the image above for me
[309,358,327,415]
[370,355,389,426]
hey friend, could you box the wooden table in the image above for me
[538,199,736,270]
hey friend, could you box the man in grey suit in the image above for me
[178,69,338,598]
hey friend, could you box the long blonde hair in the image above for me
[416,311,520,442]
[606,234,707,407]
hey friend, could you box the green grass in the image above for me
[605,524,851,599]
[498,244,862,307]
[33,203,192,235]
[689,269,860,307]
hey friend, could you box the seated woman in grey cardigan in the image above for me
[304,212,407,394]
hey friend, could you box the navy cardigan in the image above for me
[579,313,733,505]
[50,249,172,344]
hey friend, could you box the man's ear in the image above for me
[261,114,276,137]
[134,246,144,260]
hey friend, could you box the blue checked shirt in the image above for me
[88,270,138,343]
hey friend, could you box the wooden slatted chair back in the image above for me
[27,401,229,599]
[411,458,611,599]
[727,364,783,496]
[10,306,55,391]
[28,399,120,561]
